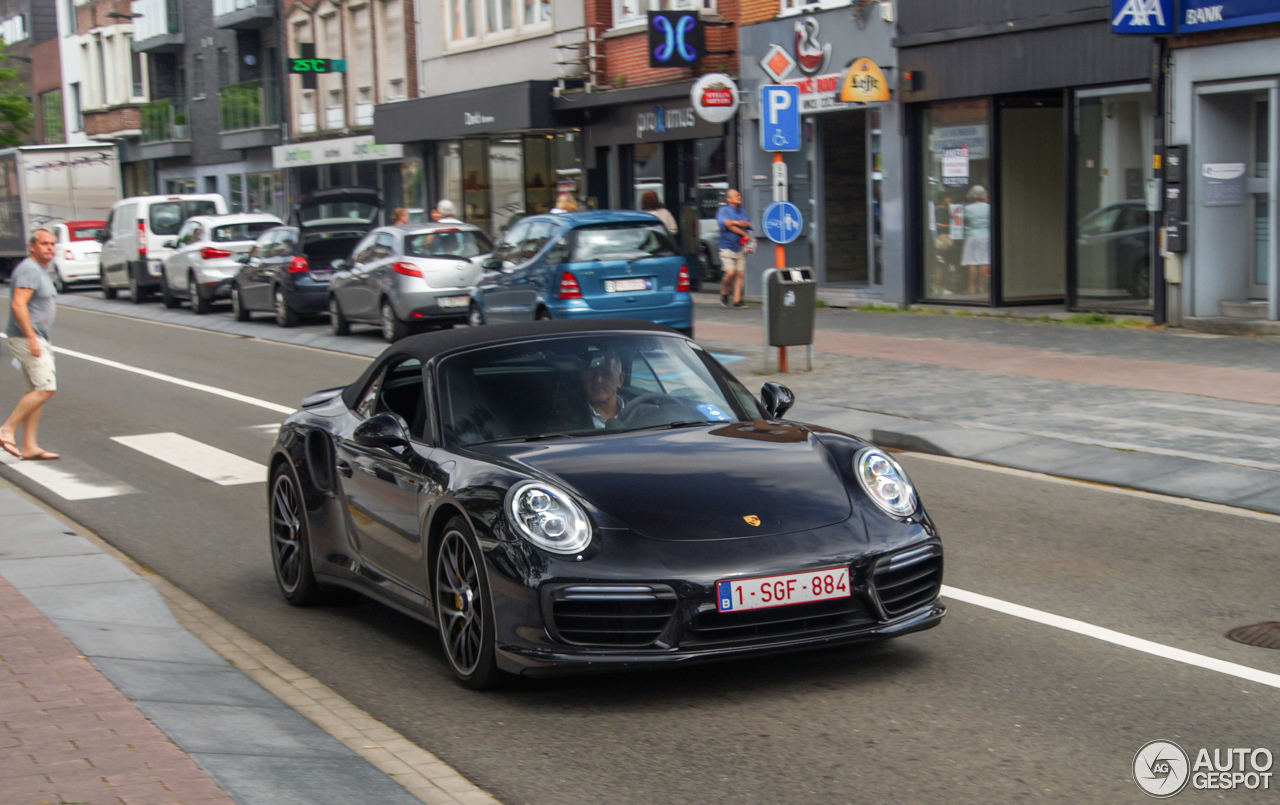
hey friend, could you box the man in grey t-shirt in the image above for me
[1,228,59,460]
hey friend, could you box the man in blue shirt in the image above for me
[715,189,749,308]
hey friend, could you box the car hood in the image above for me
[474,422,853,541]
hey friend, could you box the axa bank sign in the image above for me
[1113,0,1280,34]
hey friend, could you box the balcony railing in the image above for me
[140,99,189,143]
[214,0,274,14]
[220,79,280,133]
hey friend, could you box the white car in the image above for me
[49,220,107,292]
[161,213,282,314]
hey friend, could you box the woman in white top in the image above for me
[640,191,678,235]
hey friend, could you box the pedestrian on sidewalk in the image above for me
[716,189,750,308]
[432,199,464,224]
[389,207,409,225]
[1,228,59,460]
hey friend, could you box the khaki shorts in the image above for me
[719,249,746,274]
[9,336,56,392]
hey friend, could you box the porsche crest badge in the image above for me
[743,515,761,526]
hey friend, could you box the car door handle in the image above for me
[336,460,353,477]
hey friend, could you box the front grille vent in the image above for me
[872,544,943,617]
[681,595,875,648]
[546,584,677,647]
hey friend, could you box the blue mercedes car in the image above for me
[468,211,694,335]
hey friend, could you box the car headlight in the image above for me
[506,481,592,554]
[854,447,918,518]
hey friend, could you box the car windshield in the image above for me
[150,201,220,235]
[69,225,105,241]
[214,222,276,242]
[569,223,678,262]
[438,334,760,448]
[405,229,492,259]
[299,201,379,227]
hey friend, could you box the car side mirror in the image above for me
[481,257,502,271]
[760,382,795,419]
[96,230,109,243]
[353,413,411,453]
[163,239,176,249]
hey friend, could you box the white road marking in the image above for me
[0,452,137,500]
[112,433,267,486]
[0,333,295,415]
[943,585,1280,691]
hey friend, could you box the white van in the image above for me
[99,194,227,302]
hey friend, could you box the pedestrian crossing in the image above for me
[0,426,278,501]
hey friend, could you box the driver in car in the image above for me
[582,351,625,429]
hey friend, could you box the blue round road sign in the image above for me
[762,201,803,244]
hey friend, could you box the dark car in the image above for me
[469,211,693,335]
[232,188,380,327]
[268,320,945,688]
[1076,200,1151,301]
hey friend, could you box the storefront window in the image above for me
[246,171,285,218]
[870,109,883,286]
[525,135,554,215]
[490,137,524,234]
[462,139,490,230]
[382,159,424,222]
[1074,87,1153,310]
[438,141,463,213]
[229,174,244,213]
[921,99,991,301]
[632,142,663,209]
[554,130,584,203]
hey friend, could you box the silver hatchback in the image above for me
[328,223,491,341]
[161,213,283,314]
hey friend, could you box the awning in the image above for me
[374,81,558,143]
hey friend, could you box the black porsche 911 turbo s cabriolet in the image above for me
[268,319,944,688]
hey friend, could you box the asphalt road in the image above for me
[3,299,1279,804]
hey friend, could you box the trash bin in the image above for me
[763,267,816,347]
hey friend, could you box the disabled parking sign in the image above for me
[760,85,801,152]
[762,201,803,244]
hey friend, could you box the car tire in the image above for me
[269,464,324,606]
[189,274,211,315]
[49,268,66,294]
[128,268,148,304]
[434,516,504,690]
[160,272,180,309]
[536,308,553,322]
[381,300,408,342]
[232,284,251,321]
[274,286,299,328]
[329,296,350,336]
[102,272,117,300]
[467,303,485,328]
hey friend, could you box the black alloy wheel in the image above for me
[381,300,408,342]
[189,274,211,315]
[467,303,485,328]
[160,272,180,309]
[274,286,299,328]
[434,518,502,689]
[270,467,322,605]
[329,296,350,336]
[232,284,250,321]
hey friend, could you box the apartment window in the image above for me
[388,78,405,100]
[321,13,339,57]
[190,53,203,97]
[611,0,710,29]
[218,48,230,88]
[41,90,65,144]
[356,87,373,125]
[129,38,145,97]
[299,90,316,133]
[448,0,548,46]
[326,89,344,129]
[69,83,82,132]
[65,0,76,35]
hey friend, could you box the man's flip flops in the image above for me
[0,439,19,458]
[21,451,59,460]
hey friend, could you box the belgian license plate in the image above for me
[605,277,652,293]
[716,567,850,613]
[439,295,470,308]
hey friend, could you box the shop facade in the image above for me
[375,81,584,236]
[739,10,900,299]
[555,82,735,267]
[1167,17,1280,323]
[272,134,415,221]
[898,2,1156,312]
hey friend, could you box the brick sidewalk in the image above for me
[0,576,234,805]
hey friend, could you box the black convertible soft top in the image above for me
[340,319,684,410]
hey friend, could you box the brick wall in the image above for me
[739,0,778,26]
[84,106,139,137]
[600,0,742,89]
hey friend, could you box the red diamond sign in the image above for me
[760,44,795,83]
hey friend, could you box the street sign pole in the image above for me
[774,152,787,373]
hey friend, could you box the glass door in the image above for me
[1250,98,1270,299]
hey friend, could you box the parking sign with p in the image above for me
[760,85,801,152]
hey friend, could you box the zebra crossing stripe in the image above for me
[111,432,268,486]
